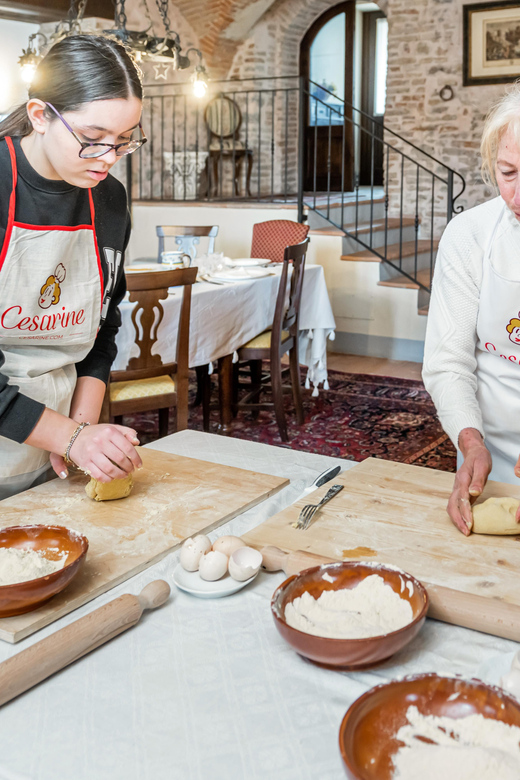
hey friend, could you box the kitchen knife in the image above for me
[296,465,342,502]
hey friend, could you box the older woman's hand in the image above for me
[447,428,492,536]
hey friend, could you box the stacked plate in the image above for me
[224,258,272,268]
[209,265,274,283]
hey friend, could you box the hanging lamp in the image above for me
[18,0,208,96]
[107,0,209,94]
[18,0,89,84]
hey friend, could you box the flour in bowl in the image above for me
[0,548,68,585]
[284,574,413,638]
[392,705,520,780]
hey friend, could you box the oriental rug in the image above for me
[124,370,457,473]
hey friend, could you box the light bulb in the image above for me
[193,77,207,98]
[21,62,37,85]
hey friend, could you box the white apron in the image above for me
[465,204,520,484]
[0,137,103,500]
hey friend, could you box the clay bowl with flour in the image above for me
[0,525,89,617]
[339,673,520,779]
[271,562,428,670]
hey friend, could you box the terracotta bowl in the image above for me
[0,525,89,617]
[271,562,428,670]
[339,673,520,779]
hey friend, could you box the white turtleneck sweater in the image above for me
[422,195,520,449]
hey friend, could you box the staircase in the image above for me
[298,80,466,316]
[305,192,435,315]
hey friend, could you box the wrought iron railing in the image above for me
[132,75,299,204]
[129,75,466,294]
[299,79,466,294]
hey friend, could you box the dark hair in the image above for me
[0,34,143,139]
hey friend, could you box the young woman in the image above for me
[423,84,520,535]
[0,34,146,500]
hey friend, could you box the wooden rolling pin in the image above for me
[260,545,520,643]
[0,580,170,707]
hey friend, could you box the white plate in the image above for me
[209,267,273,283]
[225,258,272,268]
[173,564,258,599]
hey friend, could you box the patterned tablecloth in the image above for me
[0,431,516,780]
[115,263,336,395]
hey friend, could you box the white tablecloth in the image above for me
[114,264,336,395]
[0,432,517,780]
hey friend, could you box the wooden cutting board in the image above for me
[243,457,520,641]
[0,447,288,643]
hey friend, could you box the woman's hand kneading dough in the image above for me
[68,424,142,482]
[447,428,492,536]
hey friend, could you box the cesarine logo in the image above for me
[38,263,66,309]
[1,305,85,332]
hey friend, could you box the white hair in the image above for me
[481,80,520,187]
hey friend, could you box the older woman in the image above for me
[423,85,520,535]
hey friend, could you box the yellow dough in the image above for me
[85,474,134,502]
[472,496,520,535]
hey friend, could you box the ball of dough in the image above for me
[472,496,520,535]
[85,474,133,502]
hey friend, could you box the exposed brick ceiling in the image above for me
[173,0,278,53]
[132,0,281,75]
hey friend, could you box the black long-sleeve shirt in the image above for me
[0,137,129,444]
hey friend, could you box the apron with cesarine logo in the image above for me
[0,136,103,499]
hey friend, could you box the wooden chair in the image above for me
[251,220,310,263]
[230,238,309,442]
[105,267,197,437]
[204,95,253,197]
[156,225,218,264]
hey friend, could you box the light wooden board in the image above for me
[0,448,288,643]
[243,458,520,636]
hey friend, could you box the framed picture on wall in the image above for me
[463,1,520,85]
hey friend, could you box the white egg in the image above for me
[179,534,212,572]
[198,550,229,581]
[228,547,263,582]
[212,535,246,557]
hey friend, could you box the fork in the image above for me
[295,484,344,531]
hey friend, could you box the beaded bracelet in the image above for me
[64,422,90,466]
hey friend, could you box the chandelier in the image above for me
[18,0,208,96]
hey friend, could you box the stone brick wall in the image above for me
[382,0,504,214]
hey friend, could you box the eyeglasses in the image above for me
[45,102,147,159]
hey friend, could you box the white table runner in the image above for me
[115,264,336,394]
[0,432,516,780]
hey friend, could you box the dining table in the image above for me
[0,430,517,780]
[115,261,336,431]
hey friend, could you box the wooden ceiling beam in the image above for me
[0,0,113,24]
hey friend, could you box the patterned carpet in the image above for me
[124,369,457,472]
